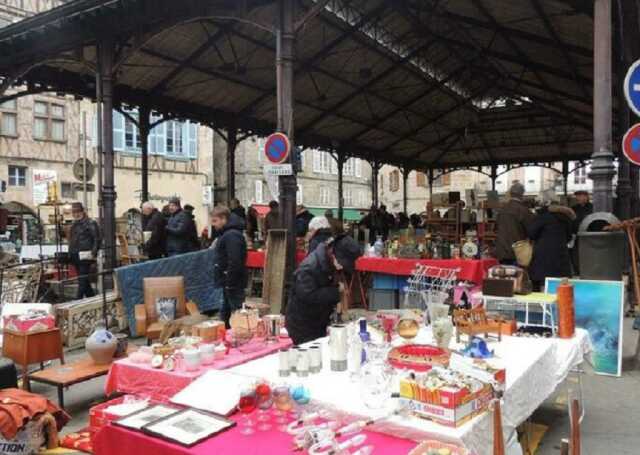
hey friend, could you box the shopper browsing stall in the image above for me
[286,234,361,345]
[495,183,534,265]
[306,216,333,253]
[211,206,248,328]
[69,202,101,299]
[141,201,166,259]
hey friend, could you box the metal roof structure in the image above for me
[0,0,600,171]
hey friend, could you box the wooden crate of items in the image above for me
[55,292,127,348]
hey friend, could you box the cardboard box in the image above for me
[399,383,494,427]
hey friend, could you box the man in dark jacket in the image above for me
[229,198,246,220]
[495,183,534,264]
[69,202,101,299]
[286,234,361,345]
[295,205,314,237]
[141,202,166,259]
[183,204,200,251]
[527,204,576,290]
[165,197,196,256]
[211,206,248,328]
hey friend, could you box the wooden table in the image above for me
[26,356,115,409]
[2,328,64,388]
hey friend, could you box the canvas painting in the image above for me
[545,278,624,376]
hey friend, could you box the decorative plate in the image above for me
[461,240,478,258]
[387,344,450,372]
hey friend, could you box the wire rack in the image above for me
[402,265,459,322]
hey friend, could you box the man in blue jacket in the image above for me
[211,206,248,327]
[165,197,196,256]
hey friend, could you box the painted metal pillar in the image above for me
[337,152,345,221]
[98,39,117,273]
[590,0,616,213]
[402,167,409,214]
[428,168,434,199]
[490,165,498,191]
[95,57,104,225]
[562,160,569,198]
[276,0,297,311]
[370,160,380,207]
[139,105,151,203]
[226,126,238,206]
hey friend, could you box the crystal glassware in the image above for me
[237,388,257,435]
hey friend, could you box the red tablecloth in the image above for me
[246,249,307,269]
[105,337,292,401]
[355,257,497,283]
[94,413,418,455]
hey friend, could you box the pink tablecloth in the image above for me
[356,257,497,283]
[94,413,418,455]
[105,337,292,401]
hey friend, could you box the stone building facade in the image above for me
[213,134,373,218]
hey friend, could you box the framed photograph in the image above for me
[114,405,180,431]
[142,408,236,447]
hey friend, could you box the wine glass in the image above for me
[273,385,294,430]
[255,382,273,431]
[237,388,257,435]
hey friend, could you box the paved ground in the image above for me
[29,320,640,453]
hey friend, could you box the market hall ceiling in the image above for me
[0,0,598,170]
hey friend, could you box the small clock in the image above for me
[462,240,478,258]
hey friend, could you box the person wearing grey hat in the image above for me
[285,234,362,345]
[495,182,534,264]
[165,196,196,256]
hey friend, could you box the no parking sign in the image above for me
[264,132,291,164]
[622,123,640,166]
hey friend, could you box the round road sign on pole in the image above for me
[264,132,291,164]
[624,59,640,117]
[622,123,640,166]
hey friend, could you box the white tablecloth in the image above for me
[228,328,591,455]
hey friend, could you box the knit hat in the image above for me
[509,182,525,198]
[308,216,331,231]
[331,235,361,275]
[168,196,181,206]
[71,202,84,212]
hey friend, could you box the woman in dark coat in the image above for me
[527,205,576,289]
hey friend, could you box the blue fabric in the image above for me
[115,249,223,336]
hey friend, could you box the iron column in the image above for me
[98,40,117,273]
[590,0,616,212]
[402,166,409,214]
[337,151,345,221]
[139,105,151,203]
[276,0,297,312]
[226,126,238,206]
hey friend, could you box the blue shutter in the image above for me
[156,121,166,155]
[112,111,124,151]
[188,122,197,159]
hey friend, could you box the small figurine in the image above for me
[461,336,494,359]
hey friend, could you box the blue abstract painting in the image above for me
[546,278,624,376]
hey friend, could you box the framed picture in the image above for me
[142,408,236,447]
[546,278,624,376]
[114,405,180,431]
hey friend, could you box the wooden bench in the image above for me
[26,355,122,409]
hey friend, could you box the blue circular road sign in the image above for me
[624,60,640,117]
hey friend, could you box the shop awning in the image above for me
[308,207,366,222]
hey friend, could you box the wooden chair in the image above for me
[134,276,199,342]
[117,233,142,265]
[453,307,503,343]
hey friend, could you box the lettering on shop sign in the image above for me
[0,442,26,452]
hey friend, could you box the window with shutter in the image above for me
[112,111,125,151]
[255,180,263,203]
[355,159,362,178]
[188,122,197,158]
[416,172,427,187]
[296,185,303,205]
